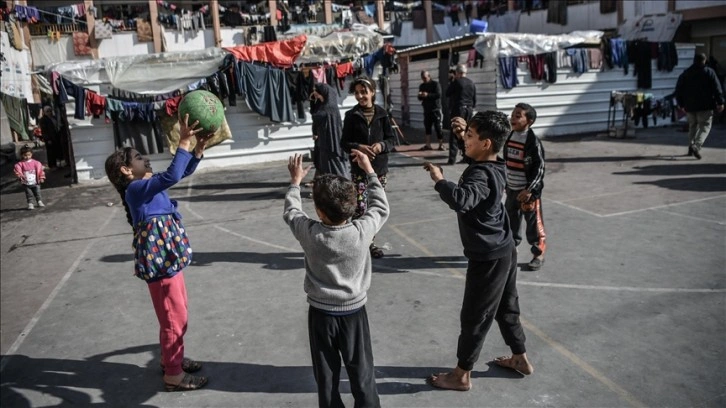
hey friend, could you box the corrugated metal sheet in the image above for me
[496,45,696,136]
[389,43,696,138]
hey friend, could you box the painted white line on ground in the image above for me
[601,194,726,218]
[387,223,647,407]
[392,215,453,227]
[389,224,464,278]
[517,281,726,293]
[654,208,726,226]
[521,318,647,408]
[0,208,119,373]
[214,224,298,252]
[544,197,606,217]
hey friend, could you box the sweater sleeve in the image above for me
[434,169,490,213]
[128,149,193,201]
[526,133,546,196]
[182,151,202,178]
[283,184,314,241]
[354,173,390,237]
[379,114,396,154]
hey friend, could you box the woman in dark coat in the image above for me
[310,82,350,179]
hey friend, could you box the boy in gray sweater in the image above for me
[284,149,389,408]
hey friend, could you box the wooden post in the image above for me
[424,0,433,44]
[148,0,162,53]
[376,0,385,30]
[324,0,333,25]
[210,0,221,47]
[269,0,277,26]
[84,0,99,59]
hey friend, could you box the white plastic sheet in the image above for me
[295,25,383,64]
[46,47,229,95]
[473,31,604,58]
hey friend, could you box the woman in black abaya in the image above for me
[310,83,350,179]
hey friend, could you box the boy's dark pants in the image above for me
[457,247,527,371]
[308,305,380,408]
[505,188,547,257]
[23,184,42,204]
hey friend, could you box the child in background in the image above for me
[423,111,533,391]
[14,145,46,210]
[104,114,211,392]
[341,76,396,258]
[503,103,547,271]
[283,149,389,407]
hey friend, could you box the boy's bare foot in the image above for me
[493,354,534,375]
[426,366,471,391]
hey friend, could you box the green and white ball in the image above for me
[178,90,225,135]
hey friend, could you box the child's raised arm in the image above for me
[351,149,374,174]
[287,153,312,186]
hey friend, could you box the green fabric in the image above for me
[1,92,29,141]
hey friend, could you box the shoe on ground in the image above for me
[687,146,694,156]
[446,160,455,165]
[27,203,34,210]
[528,256,544,271]
[37,201,45,207]
[438,145,446,151]
[419,145,433,151]
[693,148,702,160]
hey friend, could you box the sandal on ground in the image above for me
[370,244,384,259]
[161,357,203,374]
[164,373,208,392]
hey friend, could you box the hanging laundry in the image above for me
[72,32,92,56]
[499,57,518,89]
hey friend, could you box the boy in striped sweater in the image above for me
[503,103,547,271]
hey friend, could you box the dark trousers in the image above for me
[423,109,443,141]
[457,248,527,371]
[23,184,42,204]
[308,306,380,408]
[448,106,474,164]
[505,188,547,257]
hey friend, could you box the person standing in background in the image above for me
[675,53,724,159]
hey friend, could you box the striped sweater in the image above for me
[503,128,545,197]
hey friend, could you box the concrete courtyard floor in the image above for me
[1,123,724,407]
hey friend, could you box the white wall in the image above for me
[675,0,726,11]
[71,80,360,182]
[621,1,669,19]
[393,44,696,138]
[494,44,695,137]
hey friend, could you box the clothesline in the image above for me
[34,7,88,26]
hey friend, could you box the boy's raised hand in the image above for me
[423,161,444,182]
[451,116,467,141]
[288,153,312,186]
[351,148,374,174]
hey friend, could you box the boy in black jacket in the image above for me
[423,111,533,391]
[504,103,547,271]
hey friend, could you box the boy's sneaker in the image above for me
[37,201,45,207]
[27,203,34,210]
[528,256,544,271]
